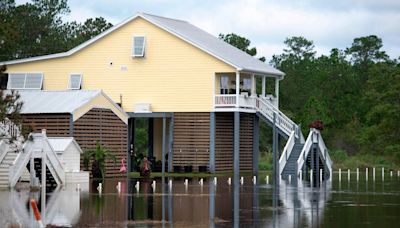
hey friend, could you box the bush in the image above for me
[330,149,348,163]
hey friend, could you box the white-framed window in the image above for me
[132,36,146,57]
[68,74,82,90]
[7,73,43,89]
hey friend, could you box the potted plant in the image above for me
[309,119,324,131]
[83,141,116,179]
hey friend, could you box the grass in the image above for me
[330,150,399,171]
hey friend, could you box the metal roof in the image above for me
[12,90,101,114]
[48,137,83,154]
[0,13,284,77]
[141,13,284,77]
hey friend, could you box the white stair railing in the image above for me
[279,131,296,176]
[9,133,66,187]
[296,130,314,177]
[296,129,333,180]
[9,141,35,187]
[0,140,9,164]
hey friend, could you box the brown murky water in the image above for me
[1,173,400,227]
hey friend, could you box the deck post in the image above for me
[235,71,240,108]
[275,79,280,107]
[233,112,240,184]
[252,114,259,177]
[162,117,166,175]
[209,112,216,173]
[262,76,266,97]
[273,113,279,183]
[251,74,256,96]
[168,114,174,172]
[233,111,240,228]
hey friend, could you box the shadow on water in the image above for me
[0,173,400,227]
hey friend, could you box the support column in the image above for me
[235,71,240,108]
[234,112,240,184]
[127,118,135,173]
[275,79,280,107]
[168,114,174,172]
[148,118,154,158]
[162,117,166,175]
[209,112,216,173]
[251,74,256,96]
[252,115,259,176]
[272,113,279,183]
[262,76,266,97]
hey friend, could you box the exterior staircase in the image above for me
[281,142,303,180]
[0,150,16,188]
[1,132,65,188]
[214,94,333,182]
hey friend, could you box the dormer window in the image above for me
[132,36,146,57]
[7,73,43,89]
[68,74,82,90]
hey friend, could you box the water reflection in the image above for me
[1,174,400,227]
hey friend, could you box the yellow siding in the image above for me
[73,93,128,123]
[6,18,235,112]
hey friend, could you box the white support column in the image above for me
[262,76,266,97]
[275,78,279,107]
[251,74,256,96]
[235,71,240,108]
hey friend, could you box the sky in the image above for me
[16,0,400,61]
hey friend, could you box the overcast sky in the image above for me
[17,0,400,61]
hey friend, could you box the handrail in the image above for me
[296,129,333,180]
[44,136,65,185]
[255,97,299,137]
[0,140,9,164]
[296,130,314,176]
[9,141,34,187]
[279,131,296,175]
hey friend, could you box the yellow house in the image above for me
[1,13,332,180]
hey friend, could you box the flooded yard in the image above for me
[1,173,400,227]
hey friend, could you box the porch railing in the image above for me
[215,95,299,138]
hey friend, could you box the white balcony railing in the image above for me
[215,94,299,138]
[214,94,237,107]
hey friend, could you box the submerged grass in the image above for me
[128,170,271,178]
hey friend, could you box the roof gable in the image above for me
[0,13,284,77]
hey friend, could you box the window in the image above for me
[68,74,82,90]
[132,36,146,57]
[7,73,43,89]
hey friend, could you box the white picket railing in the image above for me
[317,132,332,179]
[279,131,296,176]
[214,95,237,107]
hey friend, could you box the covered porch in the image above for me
[214,71,283,110]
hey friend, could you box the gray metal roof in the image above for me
[48,137,83,154]
[11,90,102,114]
[0,13,284,77]
[141,13,284,76]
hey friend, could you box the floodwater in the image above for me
[1,172,400,227]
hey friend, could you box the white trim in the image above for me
[68,73,82,90]
[132,35,146,57]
